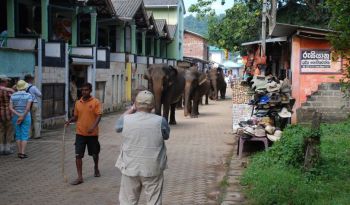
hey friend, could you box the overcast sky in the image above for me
[184,0,235,16]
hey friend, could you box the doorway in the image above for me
[68,65,88,116]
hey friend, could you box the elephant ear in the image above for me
[168,65,178,86]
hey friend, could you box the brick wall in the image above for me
[297,83,350,123]
[183,32,208,60]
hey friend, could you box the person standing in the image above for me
[9,80,33,159]
[0,75,15,155]
[24,74,42,139]
[115,90,170,205]
[65,83,102,185]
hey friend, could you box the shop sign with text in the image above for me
[300,49,337,73]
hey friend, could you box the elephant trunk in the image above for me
[212,81,218,100]
[153,85,162,116]
[184,81,192,117]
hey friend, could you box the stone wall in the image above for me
[297,83,350,123]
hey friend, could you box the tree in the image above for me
[189,0,330,53]
[326,0,350,90]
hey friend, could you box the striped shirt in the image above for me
[0,87,14,121]
[10,91,33,114]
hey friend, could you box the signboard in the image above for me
[300,49,341,73]
[232,104,252,132]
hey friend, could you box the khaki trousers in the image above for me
[0,120,14,143]
[30,103,41,139]
[119,173,164,205]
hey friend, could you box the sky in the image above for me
[184,0,235,16]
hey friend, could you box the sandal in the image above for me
[70,179,84,185]
[22,154,28,158]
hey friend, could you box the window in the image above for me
[0,0,6,34]
[78,13,91,45]
[146,36,152,56]
[136,32,142,55]
[98,26,108,47]
[95,81,106,103]
[16,0,41,37]
[42,83,65,119]
[109,26,116,52]
[125,26,131,53]
[49,6,73,42]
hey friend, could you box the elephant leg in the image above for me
[205,94,209,105]
[176,96,183,110]
[221,87,226,99]
[169,104,177,125]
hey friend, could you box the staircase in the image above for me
[297,83,350,123]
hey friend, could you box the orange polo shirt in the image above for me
[74,97,102,136]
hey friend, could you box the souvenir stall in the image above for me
[234,75,295,158]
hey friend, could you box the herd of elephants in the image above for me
[142,64,227,124]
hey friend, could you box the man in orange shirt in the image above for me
[65,83,102,185]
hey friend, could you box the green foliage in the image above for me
[207,2,262,52]
[184,15,209,37]
[326,0,350,92]
[241,120,350,205]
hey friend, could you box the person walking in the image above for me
[0,75,15,155]
[24,74,42,139]
[65,83,102,185]
[9,80,32,159]
[115,90,170,205]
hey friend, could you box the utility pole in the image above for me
[261,0,267,57]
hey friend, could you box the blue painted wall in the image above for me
[0,50,35,77]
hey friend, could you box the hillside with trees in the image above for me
[184,15,209,37]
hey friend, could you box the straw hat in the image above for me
[267,130,282,142]
[16,80,29,91]
[278,107,292,118]
[266,81,281,93]
[255,126,266,137]
[265,125,276,135]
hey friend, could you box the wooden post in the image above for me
[303,112,322,171]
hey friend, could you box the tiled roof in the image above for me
[167,24,177,39]
[112,0,143,19]
[155,19,166,33]
[144,0,178,6]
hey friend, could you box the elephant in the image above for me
[144,64,185,124]
[208,67,227,100]
[184,66,211,118]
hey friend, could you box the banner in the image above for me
[300,49,341,73]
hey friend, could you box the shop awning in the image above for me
[241,36,287,46]
[271,23,333,38]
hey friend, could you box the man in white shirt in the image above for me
[24,74,42,139]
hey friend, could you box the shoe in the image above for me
[70,179,84,185]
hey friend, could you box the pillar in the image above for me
[90,12,97,45]
[71,8,78,46]
[131,23,136,54]
[41,0,48,40]
[6,0,15,37]
[117,26,124,52]
[141,31,146,56]
[151,37,155,56]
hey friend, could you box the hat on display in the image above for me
[281,93,290,104]
[265,125,276,135]
[267,130,282,141]
[260,117,273,126]
[251,76,268,90]
[266,81,281,93]
[267,93,281,103]
[280,78,291,93]
[243,126,255,137]
[255,126,266,137]
[255,109,269,117]
[259,95,270,105]
[16,80,29,91]
[278,107,292,118]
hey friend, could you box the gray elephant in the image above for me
[144,64,185,124]
[208,67,227,100]
[184,66,210,118]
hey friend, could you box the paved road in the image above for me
[0,91,234,205]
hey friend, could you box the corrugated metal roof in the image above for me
[155,19,166,34]
[144,0,178,6]
[167,24,177,39]
[112,0,143,19]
